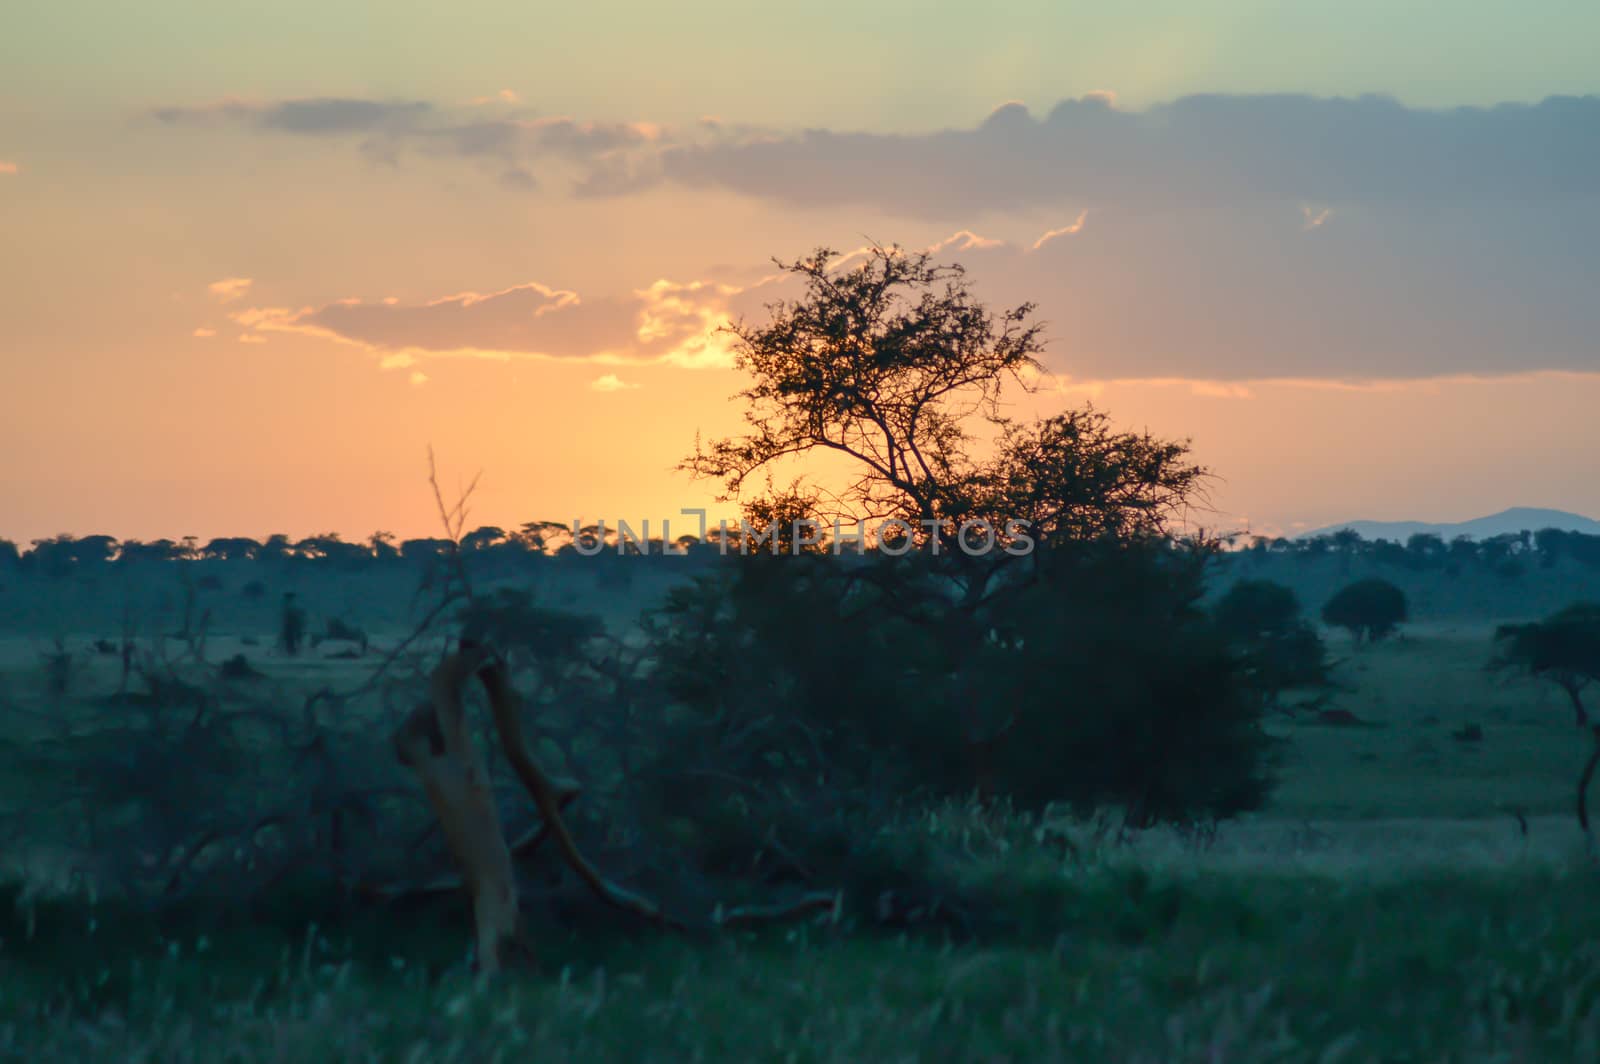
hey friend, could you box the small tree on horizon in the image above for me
[1321,578,1408,644]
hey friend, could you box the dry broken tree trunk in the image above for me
[389,640,840,974]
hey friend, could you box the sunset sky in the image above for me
[3,2,1599,545]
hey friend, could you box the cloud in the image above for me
[152,95,689,192]
[227,273,781,370]
[0,161,18,175]
[1300,205,1332,230]
[1030,211,1088,250]
[221,204,1600,384]
[925,210,1600,380]
[154,90,1600,227]
[191,327,216,338]
[651,93,1600,216]
[590,374,640,392]
[156,97,431,135]
[470,89,521,106]
[207,277,253,303]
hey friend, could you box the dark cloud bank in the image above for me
[168,92,1600,381]
[657,93,1600,214]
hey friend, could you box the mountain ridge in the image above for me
[1298,507,1600,542]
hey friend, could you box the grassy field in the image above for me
[2,604,1598,1060]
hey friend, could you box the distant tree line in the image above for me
[0,524,742,579]
[1233,526,1600,579]
[8,522,1599,582]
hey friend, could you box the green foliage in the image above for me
[1213,579,1329,701]
[1214,579,1302,642]
[988,543,1275,824]
[1492,602,1600,727]
[457,587,606,676]
[1322,578,1408,643]
[4,859,1600,1061]
[643,541,1274,829]
[666,244,1260,827]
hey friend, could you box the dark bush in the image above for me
[1322,578,1408,644]
[1212,579,1329,704]
[641,541,1274,831]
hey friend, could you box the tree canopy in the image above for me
[1321,578,1408,644]
[1493,602,1600,727]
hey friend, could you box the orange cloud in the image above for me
[590,374,640,392]
[1031,211,1088,250]
[470,88,520,105]
[226,274,760,372]
[208,277,253,303]
[0,161,18,175]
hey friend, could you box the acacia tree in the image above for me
[686,245,1205,586]
[1492,603,1600,834]
[1493,603,1600,728]
[683,245,1213,798]
[1322,578,1408,644]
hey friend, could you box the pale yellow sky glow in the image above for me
[2,4,1599,544]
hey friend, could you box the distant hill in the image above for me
[1299,507,1600,543]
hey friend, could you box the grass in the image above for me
[1267,628,1584,820]
[3,620,1600,1059]
[3,859,1599,1060]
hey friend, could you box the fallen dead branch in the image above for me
[390,637,855,973]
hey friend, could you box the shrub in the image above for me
[1322,578,1408,644]
[642,541,1274,830]
[1212,579,1329,704]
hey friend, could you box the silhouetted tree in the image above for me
[1215,579,1301,641]
[367,530,400,562]
[1322,578,1408,644]
[200,537,263,562]
[116,539,180,565]
[679,244,1246,816]
[295,532,368,567]
[27,534,81,578]
[1213,579,1329,707]
[460,525,507,552]
[258,534,294,563]
[517,520,571,555]
[1329,528,1363,575]
[75,534,119,565]
[1492,603,1600,836]
[1370,538,1413,570]
[1492,603,1600,728]
[1405,532,1446,566]
[400,537,454,563]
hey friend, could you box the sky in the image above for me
[2,2,1599,544]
